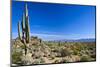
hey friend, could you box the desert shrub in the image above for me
[33,60,40,64]
[50,56,55,60]
[12,51,22,64]
[33,58,45,64]
[73,43,84,51]
[52,47,72,57]
[39,58,45,63]
[20,45,26,49]
[91,54,96,58]
[72,49,79,55]
[45,43,53,48]
[80,55,91,62]
[54,58,68,63]
[61,58,69,63]
[54,59,61,63]
[90,50,96,58]
[60,48,72,57]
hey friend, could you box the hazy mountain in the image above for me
[50,38,95,42]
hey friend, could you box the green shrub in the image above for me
[80,55,91,62]
[73,49,79,55]
[12,51,22,64]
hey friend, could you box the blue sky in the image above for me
[12,1,96,40]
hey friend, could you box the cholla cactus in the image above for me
[18,4,30,55]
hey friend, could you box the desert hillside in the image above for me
[12,36,96,65]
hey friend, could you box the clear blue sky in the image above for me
[12,1,96,40]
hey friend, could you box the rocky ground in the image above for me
[11,36,96,66]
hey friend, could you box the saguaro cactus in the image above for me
[17,4,30,55]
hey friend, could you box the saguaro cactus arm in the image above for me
[25,4,30,43]
[18,21,22,41]
[27,16,30,43]
[22,13,25,30]
[25,16,30,43]
[25,4,28,17]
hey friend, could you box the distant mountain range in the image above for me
[50,38,96,42]
[12,37,95,42]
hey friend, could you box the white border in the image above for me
[18,0,96,5]
[0,0,100,67]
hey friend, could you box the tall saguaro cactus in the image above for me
[17,4,30,55]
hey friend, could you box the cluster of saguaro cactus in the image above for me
[18,4,30,55]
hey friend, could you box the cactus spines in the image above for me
[17,4,30,55]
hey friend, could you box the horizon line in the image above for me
[12,33,95,41]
